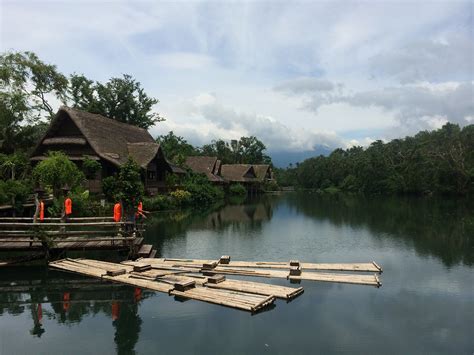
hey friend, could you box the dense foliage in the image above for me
[156,131,198,165]
[32,151,85,197]
[201,136,271,164]
[101,158,144,209]
[69,74,163,129]
[279,123,474,195]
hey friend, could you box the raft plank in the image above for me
[150,258,382,273]
[130,260,381,287]
[48,259,277,312]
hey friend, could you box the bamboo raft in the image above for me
[49,256,383,312]
[131,258,382,287]
[152,257,383,273]
[49,259,281,312]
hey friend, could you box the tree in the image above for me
[156,131,197,165]
[235,136,271,164]
[69,74,163,129]
[0,51,67,153]
[0,152,29,180]
[32,151,84,197]
[116,158,144,210]
[0,51,68,119]
[201,139,234,164]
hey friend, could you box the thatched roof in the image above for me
[185,156,224,182]
[32,107,163,168]
[253,164,272,182]
[220,164,257,183]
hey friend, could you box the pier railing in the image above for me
[0,217,137,248]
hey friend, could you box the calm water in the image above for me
[1,193,473,354]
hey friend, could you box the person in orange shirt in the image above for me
[39,200,45,222]
[113,202,122,222]
[64,197,72,217]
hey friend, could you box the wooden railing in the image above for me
[0,217,137,247]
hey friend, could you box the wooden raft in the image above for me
[49,259,277,312]
[131,259,382,287]
[152,257,383,273]
[120,263,304,300]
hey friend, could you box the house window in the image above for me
[147,171,156,180]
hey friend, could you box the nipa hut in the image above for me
[184,156,225,184]
[252,164,274,183]
[30,107,175,195]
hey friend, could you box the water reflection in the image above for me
[284,193,474,266]
[0,267,148,354]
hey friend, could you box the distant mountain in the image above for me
[269,147,332,168]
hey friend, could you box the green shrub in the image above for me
[0,179,31,212]
[229,183,247,195]
[32,151,84,197]
[183,173,224,206]
[170,189,191,205]
[82,156,101,179]
[142,195,172,211]
[102,176,119,202]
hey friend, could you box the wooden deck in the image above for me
[0,217,156,258]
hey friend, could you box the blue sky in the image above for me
[1,0,473,160]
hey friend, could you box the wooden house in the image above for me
[30,107,174,194]
[252,164,274,183]
[220,164,259,192]
[184,156,225,184]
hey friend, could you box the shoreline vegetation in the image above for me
[1,51,473,220]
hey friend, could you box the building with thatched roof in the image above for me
[31,106,174,194]
[252,164,274,183]
[220,164,258,183]
[184,156,224,184]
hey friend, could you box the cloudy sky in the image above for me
[1,0,472,164]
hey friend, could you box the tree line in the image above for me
[0,50,272,166]
[276,123,474,195]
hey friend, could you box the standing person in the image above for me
[64,196,72,220]
[39,199,45,222]
[113,202,122,222]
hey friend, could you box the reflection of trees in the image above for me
[286,193,474,266]
[144,195,277,254]
[0,267,149,352]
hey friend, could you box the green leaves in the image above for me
[32,151,85,196]
[284,123,474,195]
[69,73,162,129]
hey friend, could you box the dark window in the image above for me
[147,171,156,180]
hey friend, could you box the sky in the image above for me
[1,0,473,165]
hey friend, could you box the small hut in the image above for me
[184,156,225,184]
[30,107,174,194]
[252,164,274,183]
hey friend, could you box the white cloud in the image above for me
[154,52,215,70]
[370,32,474,83]
[1,0,472,156]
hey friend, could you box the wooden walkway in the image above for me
[0,217,156,259]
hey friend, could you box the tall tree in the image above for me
[69,73,163,129]
[156,131,197,165]
[0,51,68,153]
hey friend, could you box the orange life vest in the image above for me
[64,198,72,215]
[39,201,45,221]
[138,202,143,213]
[113,203,122,222]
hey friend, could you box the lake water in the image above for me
[1,193,473,354]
